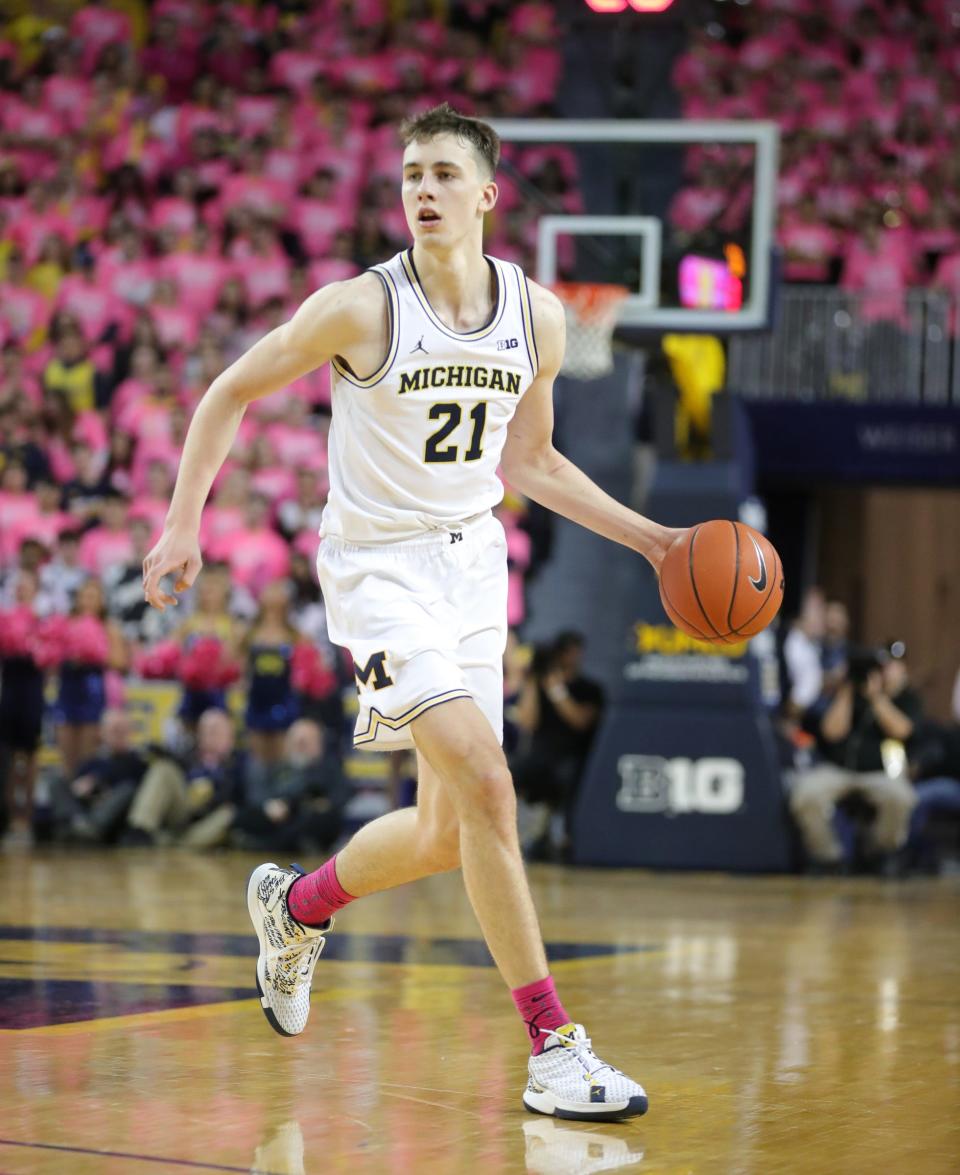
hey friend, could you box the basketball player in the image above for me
[143,105,681,1121]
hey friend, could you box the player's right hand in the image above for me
[142,528,203,611]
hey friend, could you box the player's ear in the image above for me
[479,179,498,215]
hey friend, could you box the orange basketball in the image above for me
[658,520,784,645]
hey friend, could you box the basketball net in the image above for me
[552,282,630,382]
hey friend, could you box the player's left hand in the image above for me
[643,526,686,576]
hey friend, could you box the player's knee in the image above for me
[462,762,516,829]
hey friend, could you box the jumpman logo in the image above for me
[410,336,429,355]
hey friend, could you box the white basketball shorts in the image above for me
[316,511,508,751]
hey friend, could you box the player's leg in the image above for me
[334,750,460,894]
[411,695,648,1121]
[245,741,463,1037]
[411,697,546,988]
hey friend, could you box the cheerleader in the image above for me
[175,564,244,733]
[0,569,47,844]
[54,578,127,780]
[244,579,300,765]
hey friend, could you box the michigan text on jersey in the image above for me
[398,365,522,395]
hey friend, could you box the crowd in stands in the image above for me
[779,587,960,876]
[670,0,960,320]
[0,0,569,847]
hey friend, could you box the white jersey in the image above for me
[320,248,539,544]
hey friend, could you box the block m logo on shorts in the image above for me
[354,651,394,691]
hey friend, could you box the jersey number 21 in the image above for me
[424,402,487,464]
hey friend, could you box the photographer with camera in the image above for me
[789,643,919,871]
[512,631,604,862]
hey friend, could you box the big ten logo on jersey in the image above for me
[354,651,393,691]
[615,755,745,815]
[496,337,519,351]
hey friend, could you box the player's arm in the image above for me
[500,283,681,574]
[143,276,379,610]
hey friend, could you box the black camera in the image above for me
[847,645,887,686]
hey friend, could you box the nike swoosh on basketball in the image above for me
[747,534,767,592]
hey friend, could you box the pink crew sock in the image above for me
[511,975,572,1055]
[287,855,356,927]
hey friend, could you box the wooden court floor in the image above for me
[0,851,957,1175]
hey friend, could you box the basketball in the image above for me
[659,520,784,645]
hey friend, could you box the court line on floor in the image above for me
[378,1088,487,1118]
[0,1139,283,1175]
[0,924,656,966]
[0,984,381,1037]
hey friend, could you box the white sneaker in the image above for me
[246,862,332,1037]
[523,1118,646,1174]
[524,1024,649,1122]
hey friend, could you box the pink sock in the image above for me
[287,855,356,927]
[511,976,572,1055]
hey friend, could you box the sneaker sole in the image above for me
[246,862,298,1038]
[522,1087,649,1122]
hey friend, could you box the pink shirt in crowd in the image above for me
[60,194,110,243]
[43,77,93,132]
[265,423,326,468]
[842,238,912,325]
[57,276,127,343]
[79,527,134,577]
[95,253,156,306]
[2,509,73,564]
[0,283,50,342]
[209,173,291,225]
[157,252,233,316]
[0,491,40,544]
[151,196,199,237]
[209,526,291,592]
[269,50,324,94]
[111,377,153,422]
[71,5,134,72]
[199,505,246,549]
[128,497,167,536]
[74,410,108,453]
[150,302,200,352]
[779,219,840,282]
[8,206,77,265]
[669,187,727,234]
[816,183,862,225]
[130,450,177,499]
[288,199,353,258]
[250,466,298,504]
[235,95,279,139]
[238,253,291,310]
[115,396,178,446]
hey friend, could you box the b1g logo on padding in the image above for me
[615,755,744,815]
[354,651,394,691]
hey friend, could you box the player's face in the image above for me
[402,135,497,246]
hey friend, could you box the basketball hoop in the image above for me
[553,282,630,381]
